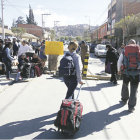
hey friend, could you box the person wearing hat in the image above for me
[16,53,29,81]
[80,41,89,66]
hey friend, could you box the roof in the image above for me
[0,27,14,35]
[22,33,39,39]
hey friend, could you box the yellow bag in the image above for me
[45,41,64,55]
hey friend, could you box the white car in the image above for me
[95,44,107,57]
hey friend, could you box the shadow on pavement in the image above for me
[0,104,130,139]
[32,103,129,139]
[0,113,57,139]
[77,82,114,92]
[74,103,130,139]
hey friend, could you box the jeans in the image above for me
[121,74,139,109]
[63,75,78,99]
[4,61,11,79]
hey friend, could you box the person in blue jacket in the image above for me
[3,42,14,80]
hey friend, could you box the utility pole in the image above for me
[1,0,5,40]
[41,13,51,39]
[54,21,60,41]
[41,13,51,28]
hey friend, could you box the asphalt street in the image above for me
[0,54,140,140]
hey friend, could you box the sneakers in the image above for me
[128,108,135,113]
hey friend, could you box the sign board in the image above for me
[45,41,64,55]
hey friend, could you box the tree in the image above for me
[26,5,37,25]
[11,27,25,39]
[115,14,140,40]
[76,36,82,41]
[15,16,26,25]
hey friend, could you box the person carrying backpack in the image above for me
[118,39,140,113]
[59,42,84,99]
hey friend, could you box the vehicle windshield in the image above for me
[97,45,106,50]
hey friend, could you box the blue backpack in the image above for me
[59,53,75,76]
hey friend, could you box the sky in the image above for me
[1,0,111,28]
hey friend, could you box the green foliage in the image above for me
[11,27,26,39]
[15,16,26,25]
[26,5,37,25]
[115,14,140,37]
[76,36,82,41]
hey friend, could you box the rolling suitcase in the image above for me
[54,85,83,136]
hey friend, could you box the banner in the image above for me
[45,41,64,55]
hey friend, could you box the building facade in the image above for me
[17,24,43,39]
[107,0,140,47]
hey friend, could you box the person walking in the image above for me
[61,42,84,99]
[118,39,140,113]
[80,41,89,66]
[2,42,14,80]
[105,44,118,85]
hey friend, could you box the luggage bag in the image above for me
[54,85,83,135]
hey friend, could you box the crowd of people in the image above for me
[0,38,140,113]
[0,38,47,81]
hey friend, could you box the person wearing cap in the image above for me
[16,53,29,81]
[80,41,89,66]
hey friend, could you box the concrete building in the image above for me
[107,0,140,47]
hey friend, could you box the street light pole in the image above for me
[41,13,51,39]
[1,0,5,40]
[41,13,51,28]
[54,21,60,41]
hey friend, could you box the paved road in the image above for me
[0,55,140,139]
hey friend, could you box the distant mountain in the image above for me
[55,24,97,37]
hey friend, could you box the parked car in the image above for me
[95,44,107,57]
[90,43,97,53]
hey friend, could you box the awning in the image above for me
[22,33,39,39]
[0,27,14,35]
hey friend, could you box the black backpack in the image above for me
[59,53,75,77]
